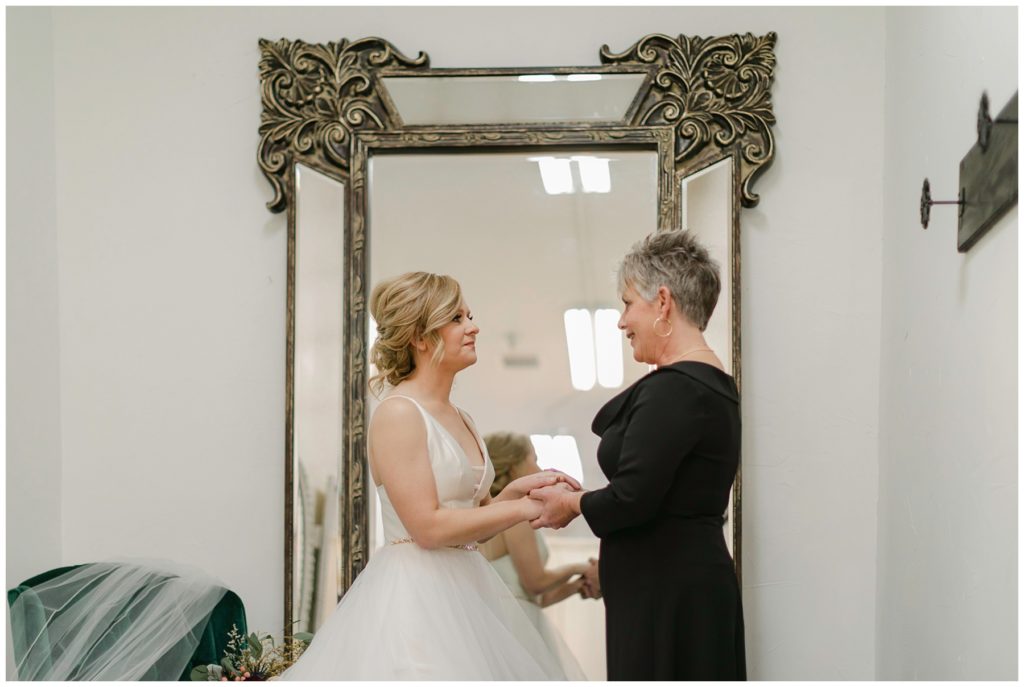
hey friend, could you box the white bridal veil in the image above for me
[8,560,228,680]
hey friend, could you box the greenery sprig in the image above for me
[190,625,313,681]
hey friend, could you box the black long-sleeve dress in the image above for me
[579,360,746,681]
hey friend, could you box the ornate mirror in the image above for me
[258,34,776,672]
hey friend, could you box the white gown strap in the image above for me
[378,393,423,408]
[454,405,476,429]
[377,394,430,425]
[453,408,487,462]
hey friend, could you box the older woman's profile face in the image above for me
[618,284,658,364]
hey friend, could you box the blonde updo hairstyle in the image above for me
[618,229,721,331]
[368,271,464,396]
[484,432,534,499]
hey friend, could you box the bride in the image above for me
[282,271,581,680]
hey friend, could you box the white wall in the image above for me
[7,7,63,589]
[48,7,287,635]
[736,10,886,680]
[9,6,887,676]
[876,7,1018,680]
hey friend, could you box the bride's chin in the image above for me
[454,354,477,370]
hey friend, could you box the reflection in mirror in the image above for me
[367,150,661,679]
[680,157,736,554]
[381,73,647,125]
[292,164,345,633]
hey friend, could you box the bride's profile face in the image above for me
[435,301,479,371]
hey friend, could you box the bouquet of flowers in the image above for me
[191,625,313,681]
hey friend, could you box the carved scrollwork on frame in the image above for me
[258,37,429,212]
[601,32,777,207]
[259,33,778,212]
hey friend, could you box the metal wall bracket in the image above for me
[919,91,1017,252]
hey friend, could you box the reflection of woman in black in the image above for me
[530,230,745,680]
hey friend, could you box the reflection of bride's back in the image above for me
[480,431,591,679]
[281,395,571,681]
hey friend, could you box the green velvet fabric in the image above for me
[7,564,247,681]
[184,589,248,679]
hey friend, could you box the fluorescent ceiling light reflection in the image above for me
[563,309,596,391]
[594,309,624,388]
[518,74,556,82]
[531,156,574,195]
[572,156,611,193]
[530,434,584,485]
[567,74,602,82]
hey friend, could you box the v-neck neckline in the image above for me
[389,395,487,470]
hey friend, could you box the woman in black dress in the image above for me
[530,229,746,680]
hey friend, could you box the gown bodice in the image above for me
[374,394,495,544]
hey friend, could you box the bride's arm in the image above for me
[504,521,588,596]
[371,400,541,549]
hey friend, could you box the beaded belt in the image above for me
[388,538,478,552]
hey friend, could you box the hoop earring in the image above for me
[653,316,673,338]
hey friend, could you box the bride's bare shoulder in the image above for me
[370,395,423,436]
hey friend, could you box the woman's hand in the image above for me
[519,495,543,521]
[579,558,601,599]
[497,470,581,501]
[528,484,584,530]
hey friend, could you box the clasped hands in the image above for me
[500,469,584,530]
[527,473,585,531]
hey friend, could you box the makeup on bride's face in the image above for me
[438,302,479,368]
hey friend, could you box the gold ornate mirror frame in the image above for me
[258,33,777,633]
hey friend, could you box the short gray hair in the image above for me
[618,230,721,331]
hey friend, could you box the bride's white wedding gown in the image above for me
[282,395,575,680]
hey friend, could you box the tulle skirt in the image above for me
[514,599,587,680]
[281,543,573,680]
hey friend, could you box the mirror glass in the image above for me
[287,151,737,668]
[381,73,647,125]
[366,149,657,679]
[292,164,345,633]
